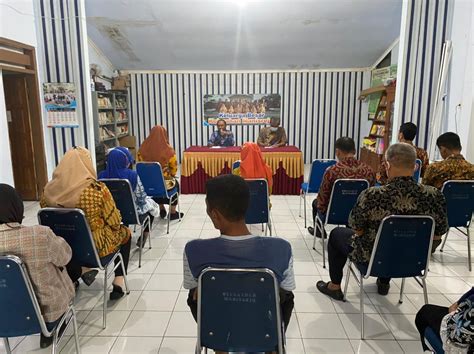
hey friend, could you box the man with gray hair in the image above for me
[316,143,448,300]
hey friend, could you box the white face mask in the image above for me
[270,127,278,132]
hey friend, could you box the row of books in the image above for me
[363,137,385,155]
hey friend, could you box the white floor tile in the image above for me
[155,260,183,274]
[303,338,354,353]
[61,336,117,354]
[111,336,163,353]
[120,311,172,337]
[146,274,183,291]
[80,310,130,337]
[285,338,305,354]
[294,292,336,313]
[397,340,425,353]
[297,313,347,339]
[350,339,403,353]
[165,311,196,337]
[379,313,419,340]
[339,313,394,340]
[158,337,196,353]
[134,290,180,311]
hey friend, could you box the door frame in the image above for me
[0,37,48,199]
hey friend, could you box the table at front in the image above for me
[180,146,304,195]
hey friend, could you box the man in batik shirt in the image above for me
[316,143,448,301]
[257,117,287,147]
[423,132,474,189]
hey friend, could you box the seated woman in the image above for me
[233,142,273,194]
[138,125,184,220]
[99,147,160,246]
[41,147,131,300]
[415,287,473,353]
[0,184,75,349]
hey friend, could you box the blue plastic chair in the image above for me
[136,162,181,234]
[413,159,422,183]
[232,160,241,171]
[440,180,474,271]
[196,267,284,354]
[424,327,445,354]
[37,208,130,329]
[343,215,435,339]
[312,179,370,268]
[0,255,80,354]
[245,179,272,236]
[299,159,337,228]
[100,178,152,268]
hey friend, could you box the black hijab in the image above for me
[0,184,24,224]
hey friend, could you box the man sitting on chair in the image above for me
[208,119,235,147]
[307,137,376,237]
[257,117,287,147]
[316,143,448,300]
[423,132,474,189]
[183,174,295,332]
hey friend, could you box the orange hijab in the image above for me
[240,142,273,188]
[138,125,175,166]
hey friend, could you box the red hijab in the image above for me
[138,125,175,166]
[240,142,273,188]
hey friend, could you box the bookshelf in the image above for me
[359,85,396,172]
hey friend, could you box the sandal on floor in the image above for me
[159,209,167,219]
[169,212,184,221]
[136,233,149,248]
[110,284,125,301]
[81,269,99,286]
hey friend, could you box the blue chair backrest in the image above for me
[100,178,139,225]
[367,215,434,279]
[413,159,422,182]
[308,159,337,193]
[37,208,101,269]
[442,180,474,228]
[232,160,241,171]
[0,255,45,337]
[244,179,269,224]
[424,327,445,354]
[136,162,167,198]
[198,268,281,353]
[326,179,369,225]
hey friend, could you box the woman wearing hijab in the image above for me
[138,125,184,220]
[41,146,131,300]
[99,148,160,246]
[0,184,75,348]
[234,142,273,194]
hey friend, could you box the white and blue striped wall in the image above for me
[34,0,95,169]
[128,70,369,163]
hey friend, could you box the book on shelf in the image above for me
[370,124,385,136]
[376,110,386,121]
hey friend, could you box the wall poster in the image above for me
[43,82,79,128]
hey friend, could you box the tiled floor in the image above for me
[3,192,473,353]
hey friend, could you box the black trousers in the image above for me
[415,304,448,351]
[139,212,154,233]
[153,181,179,206]
[328,227,390,285]
[187,288,295,331]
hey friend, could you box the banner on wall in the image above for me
[203,93,281,125]
[43,82,79,128]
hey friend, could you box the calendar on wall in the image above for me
[43,82,79,128]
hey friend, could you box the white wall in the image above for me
[0,70,14,185]
[88,38,115,90]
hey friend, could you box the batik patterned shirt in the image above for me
[208,130,235,147]
[378,144,429,184]
[423,154,474,190]
[348,176,448,264]
[316,157,376,214]
[257,127,287,147]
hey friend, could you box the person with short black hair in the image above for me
[423,132,474,189]
[307,137,376,237]
[378,122,429,184]
[208,119,235,147]
[316,143,448,300]
[183,174,295,336]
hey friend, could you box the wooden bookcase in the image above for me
[359,85,396,173]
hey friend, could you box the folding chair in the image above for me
[196,267,285,353]
[38,208,130,329]
[245,178,272,236]
[440,180,474,271]
[413,159,422,183]
[232,160,241,172]
[343,215,435,339]
[0,255,80,354]
[299,159,337,228]
[424,327,445,354]
[137,162,181,234]
[313,179,369,268]
[100,178,152,268]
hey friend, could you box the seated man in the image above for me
[257,117,287,147]
[378,122,429,184]
[208,119,235,147]
[308,137,376,237]
[316,143,448,300]
[423,132,474,189]
[183,174,295,335]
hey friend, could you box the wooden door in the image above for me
[3,74,37,200]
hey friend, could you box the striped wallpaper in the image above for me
[129,71,369,163]
[35,0,94,166]
[396,0,451,149]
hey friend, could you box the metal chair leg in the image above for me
[312,217,317,250]
[299,191,302,218]
[71,308,80,354]
[360,276,365,340]
[303,192,307,228]
[440,228,450,252]
[422,278,429,304]
[399,278,405,304]
[322,226,327,268]
[343,262,352,301]
[118,253,131,295]
[4,338,11,354]
[467,227,471,271]
[167,204,171,234]
[102,267,108,329]
[177,194,182,222]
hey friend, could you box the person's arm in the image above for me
[46,227,72,267]
[422,164,435,187]
[183,249,198,290]
[280,255,296,291]
[444,295,474,348]
[348,190,370,236]
[316,170,333,214]
[225,132,235,146]
[433,190,449,238]
[257,128,266,146]
[277,128,287,147]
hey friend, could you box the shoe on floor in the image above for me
[307,226,323,238]
[316,281,344,301]
[40,320,68,348]
[159,209,167,219]
[81,269,99,286]
[136,232,149,248]
[110,284,125,301]
[376,278,390,296]
[431,239,442,254]
[169,212,184,221]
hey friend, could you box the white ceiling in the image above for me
[85,0,402,71]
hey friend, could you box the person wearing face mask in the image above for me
[207,119,235,147]
[257,117,287,147]
[316,143,448,300]
[307,137,376,237]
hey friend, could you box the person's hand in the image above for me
[449,302,458,313]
